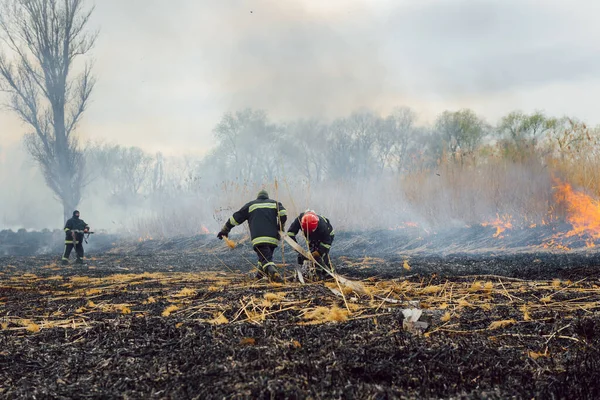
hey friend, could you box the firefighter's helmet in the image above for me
[301,212,319,233]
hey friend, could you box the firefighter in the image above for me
[61,210,90,265]
[217,189,287,280]
[287,210,335,280]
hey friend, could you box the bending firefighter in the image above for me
[287,210,335,280]
[218,190,287,280]
[62,210,90,265]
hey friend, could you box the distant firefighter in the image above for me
[61,210,90,265]
[218,189,287,281]
[287,210,335,280]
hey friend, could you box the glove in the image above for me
[217,230,228,240]
[311,250,321,259]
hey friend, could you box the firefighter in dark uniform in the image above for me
[287,210,335,279]
[217,190,287,280]
[62,210,90,265]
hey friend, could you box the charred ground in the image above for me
[1,229,600,399]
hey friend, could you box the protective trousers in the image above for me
[62,239,84,261]
[297,242,332,279]
[254,244,277,275]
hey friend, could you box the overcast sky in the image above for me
[2,0,600,155]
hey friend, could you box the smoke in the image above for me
[0,142,62,229]
[2,0,600,239]
[202,1,387,119]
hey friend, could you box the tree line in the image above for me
[82,107,598,205]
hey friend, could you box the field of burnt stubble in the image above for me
[1,230,600,399]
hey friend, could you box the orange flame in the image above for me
[555,180,600,246]
[482,214,513,238]
[138,235,153,242]
[542,240,571,251]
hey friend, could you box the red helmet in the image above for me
[301,212,319,233]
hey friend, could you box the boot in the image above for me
[75,258,85,265]
[61,259,69,266]
[265,263,282,283]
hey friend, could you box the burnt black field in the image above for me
[1,228,600,399]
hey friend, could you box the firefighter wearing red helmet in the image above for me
[287,210,335,279]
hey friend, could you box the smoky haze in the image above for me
[1,0,599,235]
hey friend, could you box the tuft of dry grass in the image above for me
[303,306,349,324]
[488,319,517,330]
[162,305,179,317]
[224,237,236,249]
[173,288,196,297]
[421,285,442,295]
[209,313,229,325]
[528,349,549,360]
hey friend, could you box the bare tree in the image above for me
[0,0,96,220]
[375,106,417,173]
[212,109,280,182]
[86,144,153,205]
[280,119,327,182]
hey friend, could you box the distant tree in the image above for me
[498,111,555,144]
[324,119,356,180]
[548,118,597,160]
[0,0,96,220]
[497,111,556,161]
[326,110,382,179]
[375,106,417,173]
[279,119,327,182]
[405,127,442,171]
[212,109,280,182]
[435,109,488,159]
[150,152,164,193]
[86,144,153,205]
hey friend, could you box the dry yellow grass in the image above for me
[441,312,452,322]
[209,313,229,325]
[552,279,561,288]
[162,305,179,317]
[529,349,549,360]
[173,288,196,297]
[2,269,599,336]
[303,306,349,324]
[263,292,285,302]
[483,281,494,293]
[488,319,517,330]
[403,260,411,271]
[224,237,236,249]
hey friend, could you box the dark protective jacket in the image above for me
[287,212,335,255]
[224,194,287,247]
[64,217,90,244]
